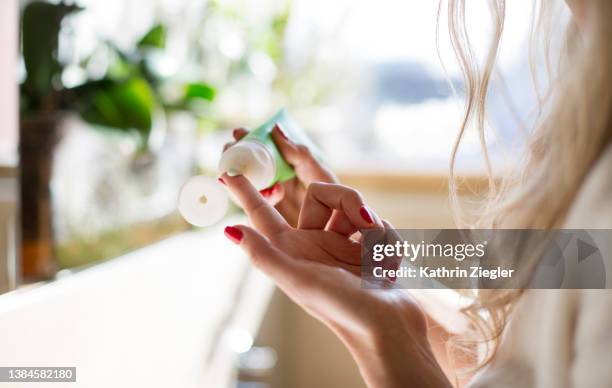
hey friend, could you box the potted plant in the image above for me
[19,0,216,280]
[20,1,81,280]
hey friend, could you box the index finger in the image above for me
[222,173,289,236]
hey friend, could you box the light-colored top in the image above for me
[469,146,612,388]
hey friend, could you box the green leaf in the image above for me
[184,82,216,102]
[107,55,134,80]
[89,91,124,129]
[77,77,156,145]
[138,24,167,49]
[111,78,155,131]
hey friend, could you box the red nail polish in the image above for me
[224,226,243,244]
[218,177,226,185]
[232,128,241,138]
[260,183,280,197]
[359,206,374,224]
[274,124,289,141]
[260,187,272,197]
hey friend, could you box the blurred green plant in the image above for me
[20,1,216,151]
[21,1,81,108]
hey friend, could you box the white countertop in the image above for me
[0,218,274,388]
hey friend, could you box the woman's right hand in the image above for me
[221,173,452,388]
[223,124,338,226]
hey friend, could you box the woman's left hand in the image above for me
[221,173,452,388]
[223,125,338,226]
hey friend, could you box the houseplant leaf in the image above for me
[184,82,216,102]
[76,77,156,148]
[137,24,167,50]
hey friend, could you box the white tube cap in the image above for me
[178,175,229,227]
[218,140,275,190]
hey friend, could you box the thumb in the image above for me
[224,225,306,291]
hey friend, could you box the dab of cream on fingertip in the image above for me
[227,168,241,176]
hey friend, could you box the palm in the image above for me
[272,228,362,275]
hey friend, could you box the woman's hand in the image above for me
[221,173,452,388]
[223,124,338,226]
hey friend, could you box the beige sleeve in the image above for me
[565,146,612,387]
[571,290,612,387]
[563,146,612,229]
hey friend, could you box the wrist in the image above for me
[371,330,452,388]
[338,297,452,388]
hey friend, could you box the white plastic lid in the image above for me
[177,175,229,227]
[218,140,275,190]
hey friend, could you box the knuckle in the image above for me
[248,249,264,267]
[268,234,283,248]
[306,181,328,198]
[243,237,267,267]
[296,144,312,158]
[248,251,269,271]
[248,199,270,217]
[344,186,364,203]
[306,181,322,193]
[268,229,290,247]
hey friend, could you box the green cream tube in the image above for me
[218,108,321,190]
[178,109,322,227]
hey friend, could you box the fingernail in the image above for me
[260,182,280,197]
[274,124,289,141]
[359,206,374,224]
[232,128,241,137]
[218,177,226,185]
[260,187,272,197]
[224,226,243,244]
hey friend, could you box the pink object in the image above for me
[0,0,18,166]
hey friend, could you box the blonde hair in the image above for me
[440,0,612,372]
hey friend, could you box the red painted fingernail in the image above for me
[218,177,226,185]
[232,128,241,137]
[224,226,243,244]
[274,124,289,140]
[260,182,280,197]
[260,187,272,197]
[359,206,374,224]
